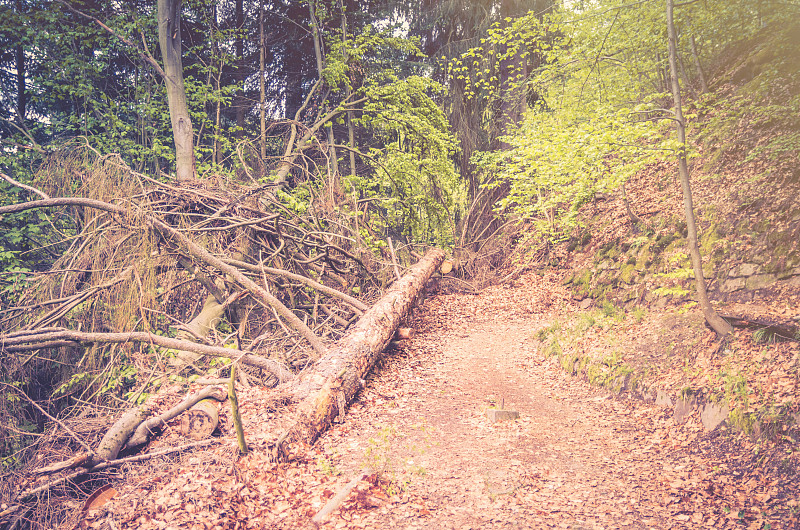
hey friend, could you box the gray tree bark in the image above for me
[666,0,731,336]
[157,0,196,181]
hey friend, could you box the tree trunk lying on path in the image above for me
[6,250,443,503]
[278,248,445,452]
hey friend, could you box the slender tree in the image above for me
[666,0,731,335]
[157,0,196,181]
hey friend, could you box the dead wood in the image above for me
[178,398,221,441]
[128,386,226,447]
[440,260,454,275]
[170,292,227,367]
[719,315,799,341]
[223,258,368,312]
[31,452,90,476]
[1,328,294,382]
[94,406,151,464]
[0,382,96,460]
[311,473,368,525]
[10,439,219,506]
[0,197,327,355]
[279,249,445,449]
[28,386,225,490]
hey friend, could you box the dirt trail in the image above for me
[314,278,793,529]
[99,273,796,530]
[321,317,672,528]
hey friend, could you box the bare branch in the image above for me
[223,258,368,312]
[54,0,167,80]
[0,382,95,458]
[0,198,327,355]
[2,328,294,383]
[0,171,49,199]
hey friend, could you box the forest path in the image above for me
[321,319,669,529]
[314,274,776,529]
[102,272,792,530]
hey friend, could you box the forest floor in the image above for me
[85,269,799,530]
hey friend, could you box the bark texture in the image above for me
[157,0,195,181]
[666,0,732,336]
[94,406,151,464]
[283,249,445,446]
[128,386,226,447]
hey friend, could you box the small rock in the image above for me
[579,298,593,310]
[487,409,520,423]
[721,277,746,292]
[655,390,673,408]
[736,263,760,277]
[746,273,777,290]
[673,395,697,424]
[701,402,730,431]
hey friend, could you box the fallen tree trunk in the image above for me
[280,248,445,449]
[127,386,226,447]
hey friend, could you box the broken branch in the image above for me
[1,328,294,383]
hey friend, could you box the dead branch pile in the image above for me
[0,146,412,476]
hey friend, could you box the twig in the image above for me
[387,238,402,281]
[312,473,368,525]
[11,439,219,504]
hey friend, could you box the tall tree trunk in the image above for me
[259,0,267,161]
[157,0,195,181]
[309,0,339,192]
[340,0,357,178]
[666,0,731,336]
[690,35,708,94]
[235,0,245,136]
[15,43,25,121]
[212,2,222,165]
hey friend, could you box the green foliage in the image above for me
[455,5,666,237]
[451,0,800,239]
[363,424,399,478]
[329,34,465,246]
[600,300,619,319]
[535,320,562,341]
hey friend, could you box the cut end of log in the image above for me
[179,398,220,440]
[440,260,453,275]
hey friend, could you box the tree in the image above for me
[665,0,732,335]
[157,0,195,181]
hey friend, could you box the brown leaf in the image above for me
[82,485,118,512]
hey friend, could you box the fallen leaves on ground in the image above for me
[84,271,800,530]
